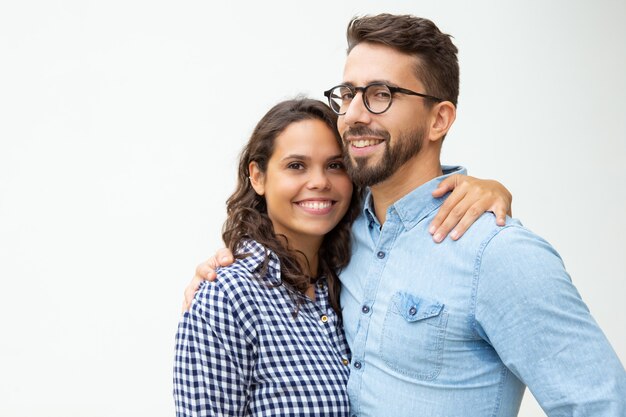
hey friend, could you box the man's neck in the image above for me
[370,155,442,225]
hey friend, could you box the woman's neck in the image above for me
[295,246,320,278]
[300,248,320,301]
[282,234,322,278]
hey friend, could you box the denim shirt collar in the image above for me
[363,166,466,231]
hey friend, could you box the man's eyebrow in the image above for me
[341,79,398,87]
[368,79,397,87]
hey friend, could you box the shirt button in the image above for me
[321,315,329,323]
[342,358,349,366]
[317,282,325,289]
[354,361,362,369]
[409,306,417,316]
[377,251,385,259]
[361,305,370,314]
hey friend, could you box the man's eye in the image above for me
[338,87,354,101]
[370,89,391,100]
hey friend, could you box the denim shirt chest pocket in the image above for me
[380,292,448,380]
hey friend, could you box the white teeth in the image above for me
[299,201,332,210]
[352,139,382,148]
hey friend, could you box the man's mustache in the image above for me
[343,126,390,142]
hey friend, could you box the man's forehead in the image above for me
[342,42,420,85]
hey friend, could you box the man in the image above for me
[187,14,625,416]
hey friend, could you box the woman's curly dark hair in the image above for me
[222,98,361,317]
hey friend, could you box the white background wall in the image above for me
[1,1,624,416]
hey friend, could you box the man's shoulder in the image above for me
[450,213,563,267]
[475,215,558,257]
[467,215,570,294]
[458,213,542,248]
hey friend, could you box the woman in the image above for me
[174,98,510,416]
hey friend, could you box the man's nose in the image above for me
[342,93,372,127]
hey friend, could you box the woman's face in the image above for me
[250,118,353,250]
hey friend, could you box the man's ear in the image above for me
[248,162,265,196]
[427,101,456,142]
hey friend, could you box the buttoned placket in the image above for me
[346,206,403,415]
[302,278,351,367]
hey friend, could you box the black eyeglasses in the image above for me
[323,83,444,115]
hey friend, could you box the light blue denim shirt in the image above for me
[340,166,626,417]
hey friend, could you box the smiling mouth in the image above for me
[297,200,334,210]
[351,138,384,148]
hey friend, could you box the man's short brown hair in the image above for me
[347,14,459,106]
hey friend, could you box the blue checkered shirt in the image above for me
[174,240,351,416]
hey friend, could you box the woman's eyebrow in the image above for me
[280,154,310,162]
[280,154,344,162]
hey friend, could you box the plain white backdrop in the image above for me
[1,1,624,416]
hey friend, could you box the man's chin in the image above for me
[348,164,393,188]
[350,153,380,169]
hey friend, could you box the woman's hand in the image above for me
[429,174,512,243]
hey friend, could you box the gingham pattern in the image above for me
[174,240,351,416]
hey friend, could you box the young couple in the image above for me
[174,13,626,417]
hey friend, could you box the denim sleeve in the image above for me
[474,225,626,416]
[173,280,256,417]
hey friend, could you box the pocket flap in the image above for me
[393,292,444,322]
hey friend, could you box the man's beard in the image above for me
[343,125,425,187]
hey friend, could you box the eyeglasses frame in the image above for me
[323,82,445,115]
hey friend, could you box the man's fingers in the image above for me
[196,257,219,281]
[195,248,234,279]
[183,275,204,312]
[184,249,236,313]
[215,248,235,266]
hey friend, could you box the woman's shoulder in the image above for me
[218,240,281,284]
[194,240,281,308]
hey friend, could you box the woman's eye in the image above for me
[287,162,304,170]
[328,161,345,170]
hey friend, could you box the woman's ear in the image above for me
[248,162,265,196]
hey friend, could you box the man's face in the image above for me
[337,42,430,187]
